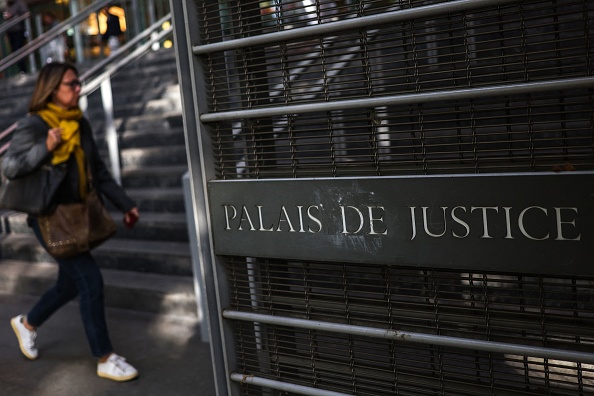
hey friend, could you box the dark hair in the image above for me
[28,62,79,113]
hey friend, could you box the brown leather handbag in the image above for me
[37,165,117,259]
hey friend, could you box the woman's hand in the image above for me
[46,128,62,151]
[124,207,139,229]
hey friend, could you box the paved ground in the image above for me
[0,292,216,396]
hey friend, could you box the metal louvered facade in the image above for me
[170,0,594,395]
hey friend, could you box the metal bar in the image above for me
[169,0,233,394]
[246,257,263,351]
[229,373,351,396]
[0,124,17,143]
[148,0,156,26]
[200,76,594,122]
[23,18,35,74]
[0,11,30,35]
[223,310,594,364]
[192,0,521,55]
[70,0,84,64]
[100,78,121,185]
[182,172,209,342]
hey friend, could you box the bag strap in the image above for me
[84,159,95,192]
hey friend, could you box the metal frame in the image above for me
[170,1,232,394]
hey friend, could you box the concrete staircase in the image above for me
[0,48,197,319]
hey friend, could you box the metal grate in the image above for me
[183,0,594,394]
[209,92,594,177]
[196,0,594,179]
[226,258,594,395]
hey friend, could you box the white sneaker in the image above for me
[10,315,38,360]
[97,353,139,382]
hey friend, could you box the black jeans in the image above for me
[7,30,27,73]
[27,219,113,358]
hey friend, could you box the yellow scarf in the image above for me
[36,103,87,199]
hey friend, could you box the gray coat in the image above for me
[2,114,135,213]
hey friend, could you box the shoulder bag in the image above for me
[0,162,66,215]
[37,164,117,259]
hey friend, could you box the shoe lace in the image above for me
[111,355,129,373]
[26,331,37,349]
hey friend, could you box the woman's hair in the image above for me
[28,62,79,113]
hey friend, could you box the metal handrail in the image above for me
[0,11,31,35]
[0,123,17,154]
[0,12,173,157]
[0,0,112,73]
[81,13,172,93]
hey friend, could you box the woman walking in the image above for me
[3,62,139,382]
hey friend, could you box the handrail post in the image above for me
[24,17,36,74]
[100,76,122,185]
[69,0,85,64]
[148,0,156,26]
[95,11,106,59]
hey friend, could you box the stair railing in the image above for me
[79,14,173,184]
[0,0,113,74]
[0,11,35,74]
[0,8,173,185]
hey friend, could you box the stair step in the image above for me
[122,165,188,188]
[120,145,187,167]
[0,259,197,317]
[113,211,189,242]
[0,234,192,276]
[119,127,186,148]
[83,113,181,136]
[1,210,189,242]
[85,86,162,107]
[0,234,50,263]
[95,238,192,275]
[121,59,179,78]
[86,94,180,120]
[93,122,184,150]
[116,112,184,131]
[145,97,182,114]
[1,210,29,234]
[125,187,186,213]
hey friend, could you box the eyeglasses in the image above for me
[61,79,81,89]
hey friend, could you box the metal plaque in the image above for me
[208,172,594,275]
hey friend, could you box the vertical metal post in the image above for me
[170,0,235,394]
[69,0,85,64]
[148,0,160,51]
[131,0,141,37]
[148,0,156,26]
[182,171,209,342]
[246,257,263,350]
[95,11,105,59]
[24,18,36,73]
[100,77,122,185]
[34,14,43,65]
